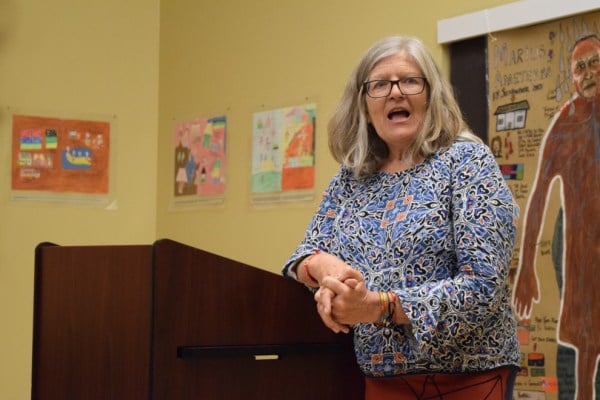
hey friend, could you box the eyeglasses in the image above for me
[363,77,427,98]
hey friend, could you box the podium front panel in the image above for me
[151,239,364,400]
[32,244,153,400]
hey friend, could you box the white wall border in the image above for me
[438,0,600,44]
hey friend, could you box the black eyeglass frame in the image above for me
[362,77,427,98]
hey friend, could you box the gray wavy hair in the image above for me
[327,35,481,178]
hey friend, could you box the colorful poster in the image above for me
[173,116,226,197]
[251,104,316,194]
[487,12,600,400]
[11,114,110,195]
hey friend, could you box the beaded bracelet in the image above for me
[387,291,397,324]
[301,249,320,285]
[378,291,389,324]
[377,291,397,326]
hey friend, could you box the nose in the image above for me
[390,81,405,97]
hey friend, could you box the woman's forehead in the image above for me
[371,51,419,74]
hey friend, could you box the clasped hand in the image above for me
[311,256,375,334]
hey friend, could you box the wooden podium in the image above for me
[32,239,364,399]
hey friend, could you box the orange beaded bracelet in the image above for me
[301,249,320,285]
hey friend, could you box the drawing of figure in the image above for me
[184,152,197,186]
[174,141,189,194]
[197,157,208,184]
[512,34,600,400]
[491,135,503,158]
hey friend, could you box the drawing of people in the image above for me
[174,141,189,194]
[198,157,207,184]
[211,157,221,184]
[512,34,600,400]
[491,135,503,158]
[185,152,197,185]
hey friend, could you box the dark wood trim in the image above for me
[450,36,488,142]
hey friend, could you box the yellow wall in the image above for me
[0,0,513,398]
[156,0,515,272]
[0,1,160,398]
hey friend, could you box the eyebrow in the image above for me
[368,73,422,80]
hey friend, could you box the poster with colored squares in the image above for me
[11,114,110,196]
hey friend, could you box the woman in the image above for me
[282,36,520,399]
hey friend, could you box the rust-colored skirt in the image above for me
[364,366,518,400]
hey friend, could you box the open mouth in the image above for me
[388,109,410,120]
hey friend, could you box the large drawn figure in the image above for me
[513,34,600,400]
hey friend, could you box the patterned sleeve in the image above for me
[396,143,519,352]
[281,167,349,278]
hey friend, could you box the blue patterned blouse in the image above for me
[283,141,521,376]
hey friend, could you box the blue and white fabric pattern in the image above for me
[283,141,521,377]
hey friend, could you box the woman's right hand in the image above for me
[303,251,363,284]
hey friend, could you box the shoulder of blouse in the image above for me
[436,140,494,168]
[446,139,488,155]
[324,165,358,189]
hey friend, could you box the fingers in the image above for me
[315,287,350,333]
[320,276,352,295]
[343,278,359,289]
[315,254,363,283]
[337,267,363,282]
[515,295,529,318]
[513,299,532,320]
[314,286,334,314]
[311,265,364,335]
[318,302,350,333]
